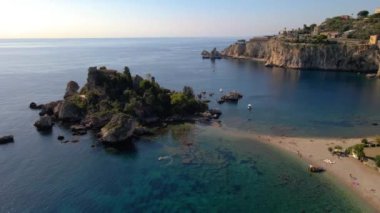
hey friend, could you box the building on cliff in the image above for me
[236,40,246,45]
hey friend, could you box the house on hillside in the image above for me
[369,35,380,45]
[340,15,351,20]
[320,31,340,39]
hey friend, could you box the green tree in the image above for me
[375,136,380,146]
[375,156,380,167]
[352,144,365,159]
[357,10,369,18]
[361,138,369,144]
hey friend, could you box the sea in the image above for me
[0,38,379,212]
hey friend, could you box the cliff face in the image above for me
[222,39,379,72]
[223,40,270,59]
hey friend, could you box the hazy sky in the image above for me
[0,0,378,38]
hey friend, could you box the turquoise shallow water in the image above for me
[0,38,378,212]
[0,124,372,212]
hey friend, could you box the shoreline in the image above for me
[208,125,380,211]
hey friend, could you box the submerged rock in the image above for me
[100,113,137,144]
[34,116,53,131]
[0,135,14,144]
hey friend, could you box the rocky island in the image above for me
[222,12,380,73]
[30,66,221,145]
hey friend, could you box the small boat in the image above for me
[248,104,252,110]
[219,88,223,93]
[309,164,325,173]
[158,156,170,161]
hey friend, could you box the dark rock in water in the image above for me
[219,92,243,103]
[64,81,80,99]
[0,135,14,144]
[70,124,86,132]
[71,139,79,143]
[62,140,70,143]
[57,135,65,141]
[100,113,137,144]
[372,123,379,126]
[201,50,211,59]
[29,102,42,110]
[34,116,53,131]
[71,125,87,136]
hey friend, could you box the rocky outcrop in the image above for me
[100,113,137,143]
[222,38,379,72]
[64,81,80,99]
[57,101,83,122]
[201,48,222,60]
[34,116,53,131]
[218,92,243,104]
[0,135,14,144]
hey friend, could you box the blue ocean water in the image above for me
[0,38,378,212]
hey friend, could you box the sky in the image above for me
[0,0,378,39]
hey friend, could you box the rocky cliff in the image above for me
[222,38,379,72]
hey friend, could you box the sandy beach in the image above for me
[212,126,380,211]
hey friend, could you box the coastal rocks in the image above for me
[57,135,65,141]
[218,92,243,104]
[34,116,53,131]
[100,113,137,144]
[81,114,112,130]
[366,74,377,79]
[201,109,222,120]
[64,81,80,99]
[0,135,14,144]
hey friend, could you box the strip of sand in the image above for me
[212,126,380,211]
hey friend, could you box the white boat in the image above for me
[248,104,252,110]
[219,88,223,93]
